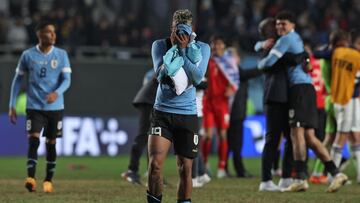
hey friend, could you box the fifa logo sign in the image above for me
[37,117,129,156]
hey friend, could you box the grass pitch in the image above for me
[0,156,359,203]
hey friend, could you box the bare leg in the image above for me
[147,135,171,197]
[305,129,331,162]
[176,156,193,200]
[291,127,306,161]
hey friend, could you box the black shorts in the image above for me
[150,109,199,159]
[26,109,64,138]
[288,84,318,129]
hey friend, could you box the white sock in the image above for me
[352,144,360,178]
[330,144,343,167]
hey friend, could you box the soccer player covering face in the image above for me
[257,11,347,192]
[147,9,210,203]
[8,21,71,193]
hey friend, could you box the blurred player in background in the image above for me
[330,29,360,184]
[258,11,347,192]
[147,9,210,203]
[192,79,211,188]
[121,69,157,185]
[8,21,72,193]
[202,34,238,179]
[255,17,307,191]
[226,47,262,178]
[309,30,350,184]
[303,40,327,182]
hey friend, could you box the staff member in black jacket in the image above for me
[121,69,158,185]
[227,47,262,178]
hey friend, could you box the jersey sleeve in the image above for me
[15,52,28,75]
[257,36,291,69]
[179,42,210,85]
[9,52,27,108]
[55,50,72,95]
[151,40,167,82]
[254,41,264,52]
[61,50,72,73]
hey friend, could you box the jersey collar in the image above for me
[36,44,54,55]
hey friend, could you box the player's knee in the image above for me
[177,158,192,175]
[46,138,56,145]
[306,137,318,149]
[149,159,162,175]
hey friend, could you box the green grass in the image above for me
[0,156,359,203]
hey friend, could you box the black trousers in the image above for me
[261,102,293,181]
[227,118,246,176]
[128,104,153,172]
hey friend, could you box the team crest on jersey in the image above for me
[51,59,58,69]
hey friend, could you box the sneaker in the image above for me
[326,173,348,193]
[25,177,36,192]
[217,169,227,179]
[198,173,211,185]
[192,178,204,188]
[281,179,309,192]
[121,170,142,185]
[259,180,280,192]
[278,178,293,189]
[43,181,54,193]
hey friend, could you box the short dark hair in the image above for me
[275,11,296,24]
[258,17,276,38]
[350,28,360,44]
[329,29,349,47]
[35,21,55,31]
[209,34,226,44]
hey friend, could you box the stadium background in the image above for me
[1,0,358,157]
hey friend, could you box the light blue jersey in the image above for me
[258,30,312,85]
[151,39,210,115]
[9,45,71,110]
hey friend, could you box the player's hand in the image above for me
[262,38,275,50]
[8,108,17,124]
[46,92,58,103]
[170,30,176,45]
[175,33,190,49]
